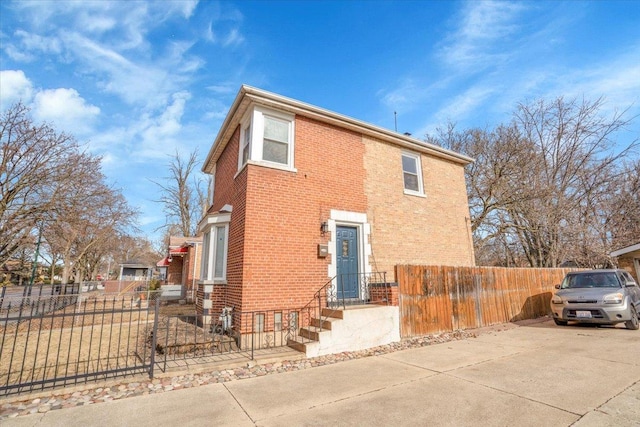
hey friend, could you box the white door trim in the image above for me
[327,210,372,301]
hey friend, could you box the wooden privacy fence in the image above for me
[396,265,577,337]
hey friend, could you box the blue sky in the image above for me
[1,0,639,242]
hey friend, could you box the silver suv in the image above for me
[550,270,640,329]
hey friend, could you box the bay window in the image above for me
[200,212,230,282]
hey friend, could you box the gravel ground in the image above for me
[0,326,499,420]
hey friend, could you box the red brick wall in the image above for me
[182,246,202,301]
[240,116,367,311]
[207,126,248,315]
[201,109,473,318]
[167,258,183,285]
[370,284,399,306]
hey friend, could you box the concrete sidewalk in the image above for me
[4,320,640,426]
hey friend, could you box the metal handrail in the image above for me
[296,272,389,342]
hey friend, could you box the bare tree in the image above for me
[433,96,638,267]
[43,152,139,284]
[0,103,79,267]
[153,149,204,237]
[114,234,162,265]
[604,159,640,249]
[1,103,152,284]
[509,97,637,267]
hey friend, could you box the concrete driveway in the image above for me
[4,319,640,426]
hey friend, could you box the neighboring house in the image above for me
[611,243,640,282]
[158,236,203,302]
[1,260,25,285]
[197,85,475,329]
[118,261,154,281]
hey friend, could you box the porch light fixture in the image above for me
[320,221,329,236]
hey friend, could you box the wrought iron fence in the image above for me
[0,283,80,314]
[326,271,389,309]
[0,273,391,397]
[0,290,154,397]
[152,307,310,372]
[0,287,312,396]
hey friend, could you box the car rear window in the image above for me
[562,273,620,289]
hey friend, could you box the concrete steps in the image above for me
[287,305,400,357]
[287,309,341,354]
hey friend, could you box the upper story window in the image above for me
[401,151,425,196]
[241,123,251,166]
[238,106,295,171]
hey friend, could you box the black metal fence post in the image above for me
[149,297,160,379]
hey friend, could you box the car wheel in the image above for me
[625,305,639,330]
[553,318,568,326]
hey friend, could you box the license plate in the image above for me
[576,310,592,318]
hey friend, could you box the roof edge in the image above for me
[611,242,640,257]
[202,85,474,172]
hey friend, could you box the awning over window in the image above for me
[156,257,170,267]
[169,247,188,256]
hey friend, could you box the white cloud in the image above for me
[176,0,198,19]
[142,91,191,141]
[439,1,527,70]
[11,1,199,50]
[378,1,529,117]
[206,83,236,95]
[33,88,100,135]
[59,32,174,108]
[379,78,419,109]
[14,29,63,55]
[3,30,63,62]
[77,13,117,34]
[3,0,244,113]
[205,21,216,43]
[0,70,34,110]
[563,47,640,112]
[91,91,193,164]
[223,28,244,47]
[417,85,496,137]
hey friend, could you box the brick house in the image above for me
[611,243,640,282]
[158,236,202,302]
[197,86,475,349]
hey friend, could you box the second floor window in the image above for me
[263,116,290,164]
[239,106,295,171]
[241,123,251,166]
[402,152,424,196]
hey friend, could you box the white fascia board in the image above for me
[611,243,640,257]
[197,212,232,233]
[202,85,475,173]
[242,86,474,165]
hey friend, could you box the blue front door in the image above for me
[336,226,359,299]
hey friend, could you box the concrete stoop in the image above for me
[287,305,400,357]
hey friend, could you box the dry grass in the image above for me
[1,295,153,387]
[0,297,231,390]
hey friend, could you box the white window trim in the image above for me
[208,166,216,208]
[237,105,296,174]
[401,151,425,197]
[199,212,231,283]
